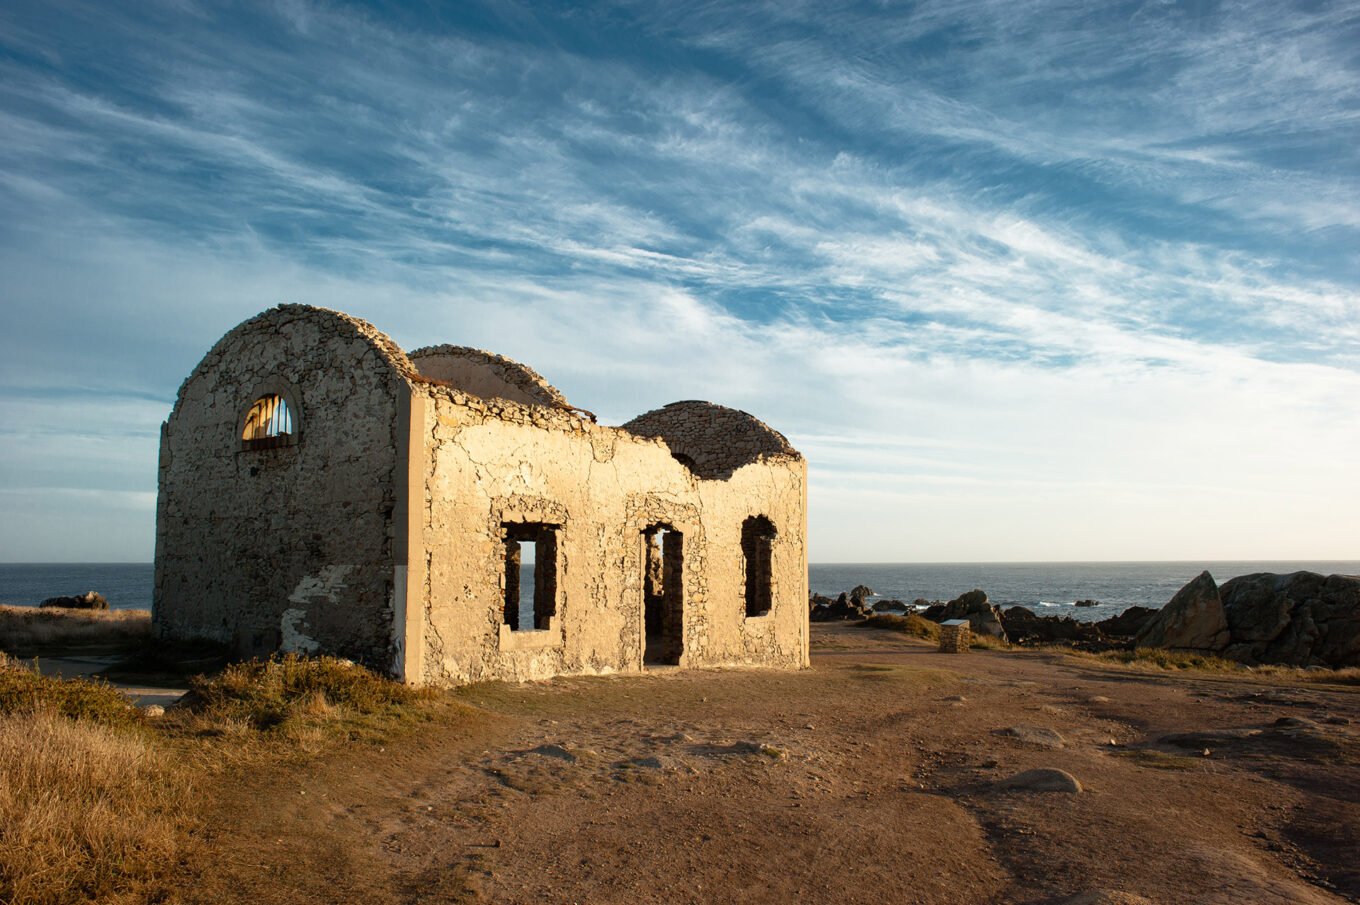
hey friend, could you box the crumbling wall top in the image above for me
[408,345,572,410]
[621,400,801,480]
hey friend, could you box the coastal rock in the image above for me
[994,768,1082,793]
[849,584,875,605]
[1095,606,1156,638]
[1074,599,1100,607]
[1136,570,1360,667]
[1001,606,1106,646]
[809,591,873,622]
[39,591,109,610]
[1134,571,1229,652]
[1218,571,1360,667]
[923,589,1008,639]
[871,598,908,613]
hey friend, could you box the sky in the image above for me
[1,0,1357,564]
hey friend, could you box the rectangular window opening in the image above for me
[742,515,776,618]
[503,523,559,631]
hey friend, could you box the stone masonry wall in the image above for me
[154,305,415,668]
[411,386,808,685]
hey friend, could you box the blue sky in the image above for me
[1,0,1357,562]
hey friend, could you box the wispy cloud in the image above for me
[0,0,1356,560]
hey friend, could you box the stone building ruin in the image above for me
[153,305,809,685]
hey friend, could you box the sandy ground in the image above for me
[176,624,1359,905]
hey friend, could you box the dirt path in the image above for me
[179,625,1360,904]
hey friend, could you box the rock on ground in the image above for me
[38,591,109,610]
[994,768,1083,794]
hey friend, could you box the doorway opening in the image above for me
[642,524,683,665]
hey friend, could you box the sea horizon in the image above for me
[3,559,1357,620]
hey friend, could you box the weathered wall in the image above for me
[154,305,417,668]
[411,388,808,686]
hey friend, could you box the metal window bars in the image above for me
[241,395,295,447]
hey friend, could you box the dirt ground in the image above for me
[177,624,1360,905]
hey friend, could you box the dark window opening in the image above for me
[642,524,684,665]
[242,394,296,450]
[742,515,776,618]
[503,523,558,631]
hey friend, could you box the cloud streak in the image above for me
[0,0,1356,561]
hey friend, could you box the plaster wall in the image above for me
[410,388,808,686]
[153,306,415,667]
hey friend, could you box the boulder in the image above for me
[922,589,1008,639]
[871,598,908,613]
[1134,571,1229,652]
[994,768,1082,793]
[849,584,875,603]
[39,591,109,610]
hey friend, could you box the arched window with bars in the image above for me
[241,394,298,449]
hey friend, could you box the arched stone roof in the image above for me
[408,345,571,410]
[621,401,801,480]
[171,304,420,415]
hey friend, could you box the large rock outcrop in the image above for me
[1137,570,1360,667]
[1219,572,1360,667]
[923,589,1007,639]
[1134,571,1229,651]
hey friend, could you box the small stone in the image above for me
[995,768,1083,794]
[143,704,166,718]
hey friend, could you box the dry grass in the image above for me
[857,613,941,641]
[0,654,188,904]
[0,651,450,903]
[0,713,189,905]
[1069,647,1360,685]
[856,614,1011,649]
[0,604,150,655]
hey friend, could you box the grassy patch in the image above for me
[856,613,941,641]
[856,614,1011,650]
[0,653,141,729]
[178,654,437,741]
[1074,648,1243,672]
[0,605,150,656]
[1070,648,1360,685]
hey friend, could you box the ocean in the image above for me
[3,561,1358,624]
